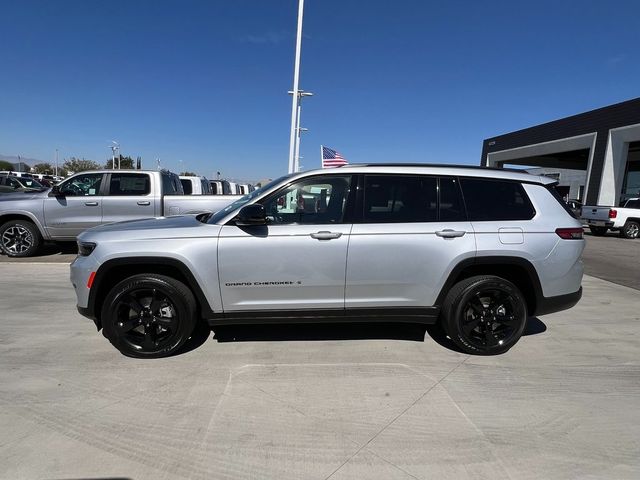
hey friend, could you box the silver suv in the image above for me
[70,164,584,358]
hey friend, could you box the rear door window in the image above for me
[460,178,535,221]
[109,173,151,196]
[363,175,437,223]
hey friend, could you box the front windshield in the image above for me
[207,174,292,224]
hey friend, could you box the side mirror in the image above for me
[49,185,64,197]
[235,204,267,226]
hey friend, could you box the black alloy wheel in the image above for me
[0,220,41,257]
[101,274,197,358]
[621,221,639,239]
[441,276,527,355]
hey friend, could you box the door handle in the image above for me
[310,231,342,240]
[84,202,99,206]
[435,229,466,238]
[137,201,151,206]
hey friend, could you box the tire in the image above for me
[440,275,528,355]
[0,220,42,257]
[621,220,639,239]
[101,274,197,358]
[589,226,608,236]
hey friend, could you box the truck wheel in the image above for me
[621,221,639,239]
[101,274,197,358]
[0,220,42,257]
[440,276,527,355]
[589,226,608,236]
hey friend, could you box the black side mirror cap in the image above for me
[235,204,267,226]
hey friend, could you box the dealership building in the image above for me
[481,97,640,206]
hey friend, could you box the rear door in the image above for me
[43,172,106,239]
[345,175,475,308]
[101,172,157,225]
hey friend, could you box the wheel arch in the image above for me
[0,212,48,239]
[88,257,216,329]
[435,256,544,316]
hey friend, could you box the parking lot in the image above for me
[1,235,639,479]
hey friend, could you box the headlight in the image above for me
[77,241,97,256]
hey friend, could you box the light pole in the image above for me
[289,90,313,172]
[55,149,59,176]
[288,0,306,174]
[110,141,120,169]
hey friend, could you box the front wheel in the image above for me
[440,276,528,355]
[101,274,197,358]
[0,220,42,257]
[621,221,639,239]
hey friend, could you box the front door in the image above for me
[43,172,106,239]
[218,174,354,312]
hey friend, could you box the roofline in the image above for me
[339,163,528,174]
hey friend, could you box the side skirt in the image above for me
[206,307,440,326]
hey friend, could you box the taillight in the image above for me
[555,228,584,240]
[609,209,617,219]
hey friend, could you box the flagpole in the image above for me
[320,145,323,169]
[288,0,305,174]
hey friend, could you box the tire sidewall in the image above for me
[445,278,527,355]
[0,220,41,257]
[102,275,196,358]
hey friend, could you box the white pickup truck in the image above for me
[581,198,640,239]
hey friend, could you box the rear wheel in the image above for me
[589,226,608,236]
[101,274,197,358]
[621,220,639,239]
[440,275,527,355]
[0,220,41,257]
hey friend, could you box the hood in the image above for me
[86,215,203,234]
[0,189,50,201]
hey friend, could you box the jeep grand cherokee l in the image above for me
[71,164,584,358]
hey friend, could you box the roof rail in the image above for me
[338,163,529,174]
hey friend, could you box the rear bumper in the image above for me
[535,287,582,316]
[77,306,101,330]
[584,219,614,228]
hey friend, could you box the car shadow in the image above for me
[211,322,429,343]
[180,317,547,355]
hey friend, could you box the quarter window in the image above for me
[461,178,535,221]
[109,173,151,196]
[262,175,352,224]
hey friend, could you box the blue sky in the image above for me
[1,0,638,181]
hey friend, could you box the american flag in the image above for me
[321,146,348,168]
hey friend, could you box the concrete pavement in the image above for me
[0,263,638,479]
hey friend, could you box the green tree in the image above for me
[105,156,135,169]
[62,157,101,174]
[33,163,54,174]
[0,160,15,170]
[180,171,198,176]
